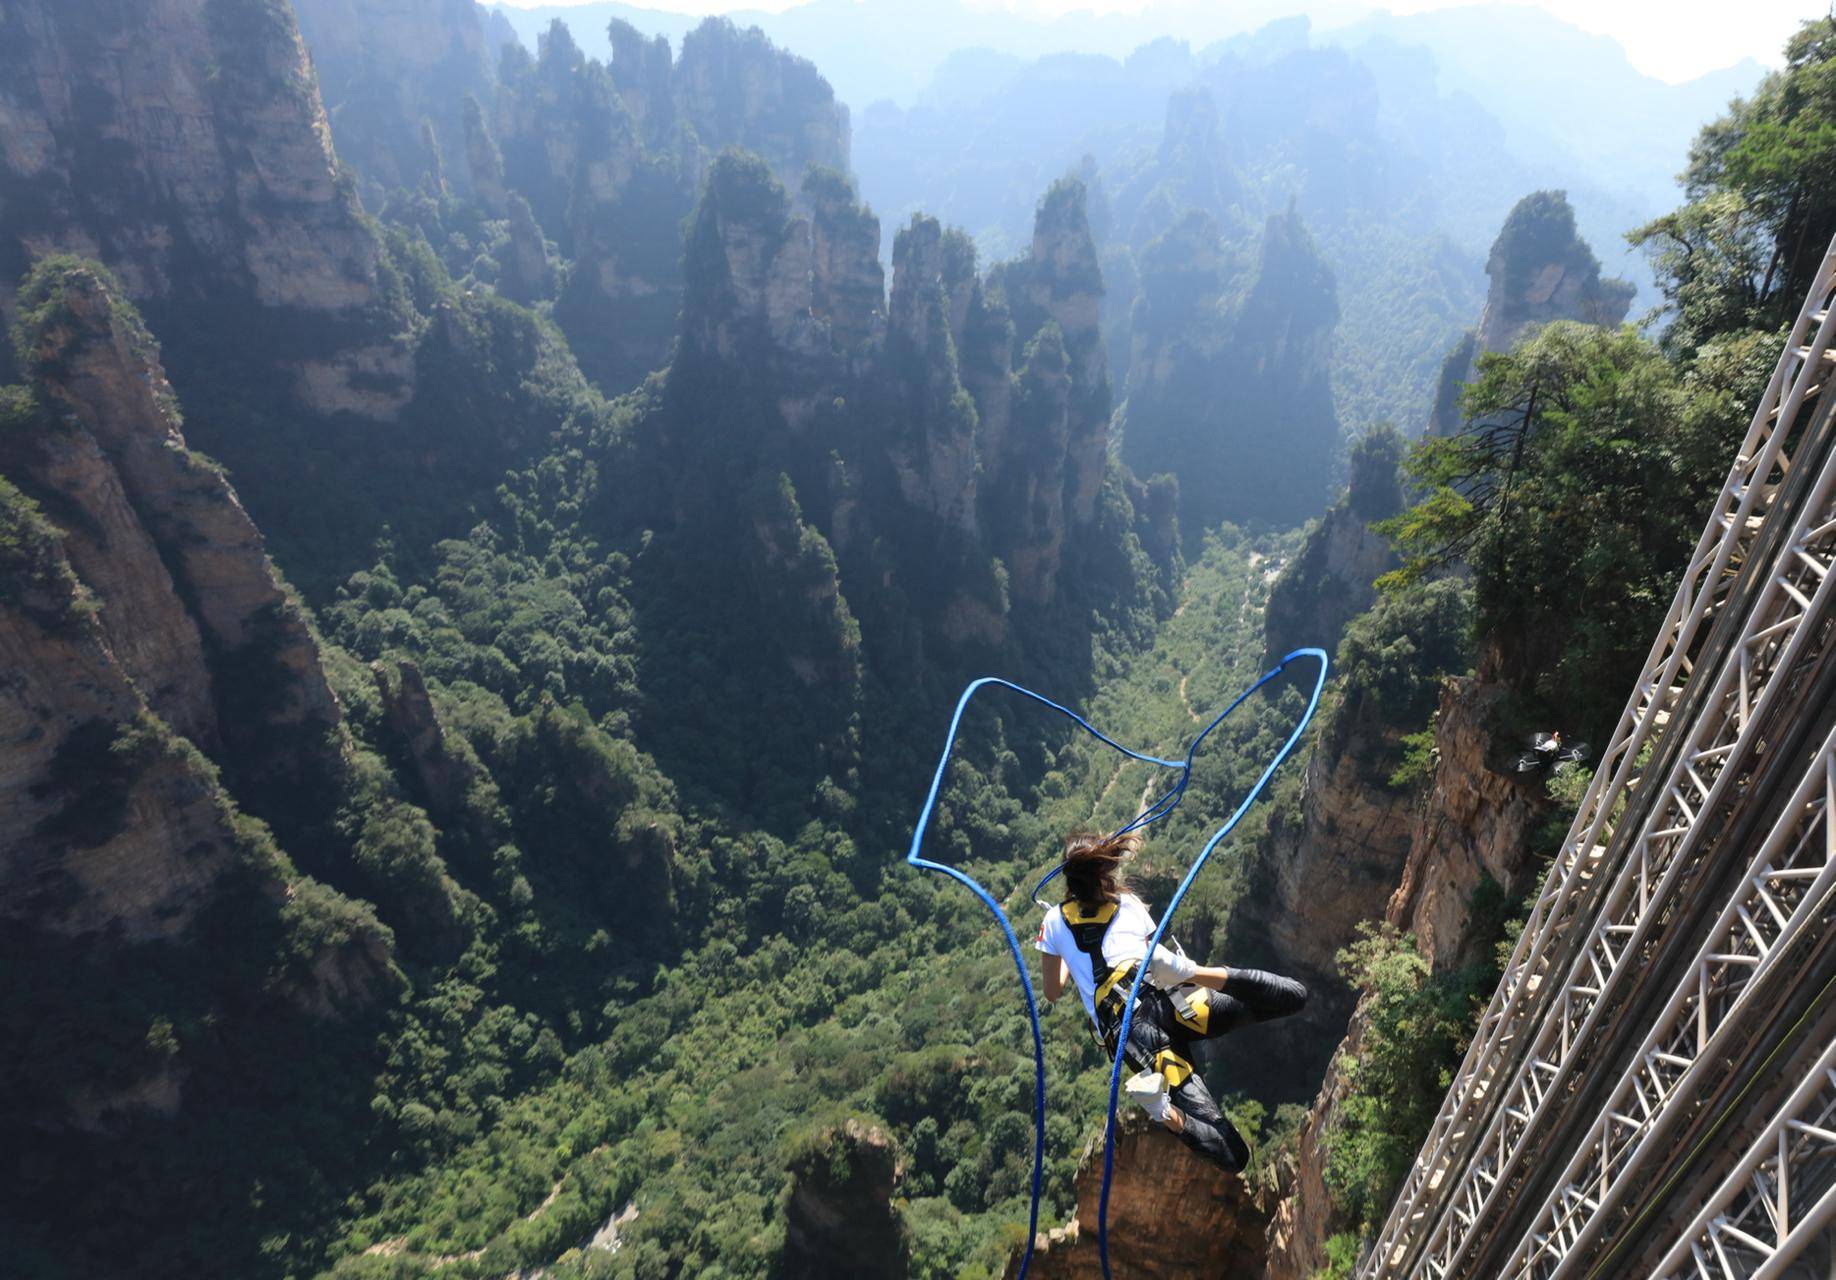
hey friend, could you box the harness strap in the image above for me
[1153,1048,1196,1089]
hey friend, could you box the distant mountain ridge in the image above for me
[483,0,1764,119]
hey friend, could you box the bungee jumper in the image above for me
[1036,829,1307,1172]
[904,648,1328,1280]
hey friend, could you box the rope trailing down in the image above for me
[905,648,1329,1279]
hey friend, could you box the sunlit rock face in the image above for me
[10,264,340,749]
[1006,1111,1270,1280]
[0,0,413,417]
[1428,190,1634,435]
[1262,668,1548,1276]
[0,265,397,1127]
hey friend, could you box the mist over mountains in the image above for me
[1,0,1823,1275]
[486,0,1763,437]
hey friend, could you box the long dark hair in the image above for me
[1060,829,1141,905]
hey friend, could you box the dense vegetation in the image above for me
[1309,17,1836,1260]
[5,5,1832,1279]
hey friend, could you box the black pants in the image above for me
[1100,967,1308,1172]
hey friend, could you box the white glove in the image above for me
[1147,944,1198,988]
[1124,1070,1173,1123]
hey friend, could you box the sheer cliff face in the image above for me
[985,179,1115,604]
[887,216,979,536]
[1264,428,1404,663]
[9,266,340,756]
[488,16,852,389]
[0,265,396,1130]
[290,0,498,203]
[675,18,850,181]
[680,155,882,371]
[1428,190,1635,434]
[1263,672,1547,1276]
[655,159,1145,698]
[1118,88,1243,250]
[0,0,411,417]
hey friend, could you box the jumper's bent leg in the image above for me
[1197,967,1308,1036]
[1168,1073,1249,1173]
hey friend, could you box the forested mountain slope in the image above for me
[0,1,1827,1278]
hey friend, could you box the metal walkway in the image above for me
[1359,237,1836,1280]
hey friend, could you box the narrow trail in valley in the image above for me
[364,1147,610,1266]
[1176,550,1270,728]
[1091,547,1283,821]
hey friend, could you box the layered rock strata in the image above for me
[0,0,412,417]
[1007,1112,1269,1280]
[1262,673,1548,1275]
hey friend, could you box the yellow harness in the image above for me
[1060,900,1211,1084]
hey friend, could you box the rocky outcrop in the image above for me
[1015,179,1111,529]
[463,93,510,217]
[0,0,411,418]
[675,18,850,187]
[668,159,1136,641]
[1006,1111,1269,1280]
[985,179,1113,604]
[489,15,852,391]
[681,152,883,372]
[1261,672,1549,1275]
[746,475,863,692]
[291,0,497,204]
[606,20,675,149]
[371,658,478,825]
[1225,204,1340,514]
[809,168,886,356]
[0,389,395,1126]
[1428,191,1634,435]
[1264,425,1405,663]
[0,541,397,1115]
[498,192,556,305]
[10,263,340,760]
[886,215,978,535]
[1121,88,1243,250]
[1380,676,1545,964]
[0,565,247,946]
[782,1118,908,1279]
[1245,698,1419,1103]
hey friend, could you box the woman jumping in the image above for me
[1035,829,1308,1172]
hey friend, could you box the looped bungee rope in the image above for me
[904,649,1329,1280]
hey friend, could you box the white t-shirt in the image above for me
[1036,894,1181,1022]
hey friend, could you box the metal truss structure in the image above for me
[1654,1042,1836,1280]
[1359,239,1836,1280]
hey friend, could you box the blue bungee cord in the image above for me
[904,649,1329,1279]
[1094,647,1327,1279]
[904,678,1187,1280]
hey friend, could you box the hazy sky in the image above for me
[496,0,1827,82]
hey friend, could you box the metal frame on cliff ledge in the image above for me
[1360,235,1836,1279]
